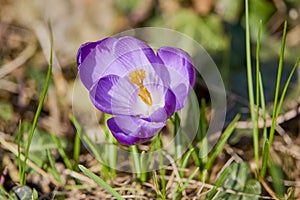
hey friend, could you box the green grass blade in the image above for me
[254,20,263,168]
[158,150,166,199]
[261,58,299,176]
[269,21,287,145]
[181,147,194,170]
[46,149,63,184]
[78,165,124,200]
[190,145,200,167]
[82,133,104,163]
[206,166,230,200]
[73,130,81,172]
[51,133,73,170]
[260,139,269,177]
[179,167,199,193]
[69,114,105,164]
[20,22,53,185]
[199,99,208,163]
[103,113,117,176]
[174,112,182,160]
[258,73,267,139]
[155,134,166,199]
[69,113,82,172]
[245,0,259,171]
[17,120,22,182]
[275,58,300,120]
[179,147,194,177]
[129,145,142,180]
[204,114,240,171]
[138,151,147,182]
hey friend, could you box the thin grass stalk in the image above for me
[69,114,105,167]
[245,0,259,170]
[51,133,73,170]
[78,165,124,200]
[46,149,63,184]
[261,21,287,178]
[261,139,269,177]
[73,130,81,172]
[258,72,270,177]
[155,133,166,199]
[17,121,22,181]
[269,21,287,145]
[254,20,262,169]
[206,166,230,200]
[258,73,267,140]
[158,150,166,199]
[104,113,117,177]
[275,58,300,121]
[20,22,53,185]
[174,112,182,160]
[130,145,143,181]
[204,114,240,171]
[179,147,194,177]
[179,167,199,193]
[81,133,104,163]
[199,99,208,164]
[139,151,148,182]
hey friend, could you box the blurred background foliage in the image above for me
[0,0,299,124]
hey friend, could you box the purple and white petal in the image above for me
[112,37,171,85]
[89,75,120,114]
[107,116,165,145]
[157,47,196,110]
[100,37,164,78]
[144,88,176,122]
[109,73,167,117]
[78,36,170,91]
[78,37,118,90]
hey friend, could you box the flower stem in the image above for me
[104,113,116,177]
[174,112,182,160]
[130,145,147,182]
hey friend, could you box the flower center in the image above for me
[129,69,153,106]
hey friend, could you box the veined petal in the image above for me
[157,47,196,110]
[89,75,120,114]
[78,37,118,90]
[145,88,176,122]
[77,36,170,91]
[111,37,171,85]
[90,71,168,117]
[109,73,167,117]
[107,116,165,145]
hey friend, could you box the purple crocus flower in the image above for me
[77,36,195,145]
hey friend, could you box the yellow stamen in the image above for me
[138,86,153,106]
[129,69,153,106]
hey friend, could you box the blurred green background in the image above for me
[1,0,300,122]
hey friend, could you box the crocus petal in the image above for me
[107,116,165,145]
[90,71,168,117]
[145,88,176,122]
[157,47,196,110]
[78,36,170,91]
[89,75,120,114]
[109,74,167,117]
[78,37,118,90]
[111,37,171,85]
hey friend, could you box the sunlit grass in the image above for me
[19,22,53,185]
